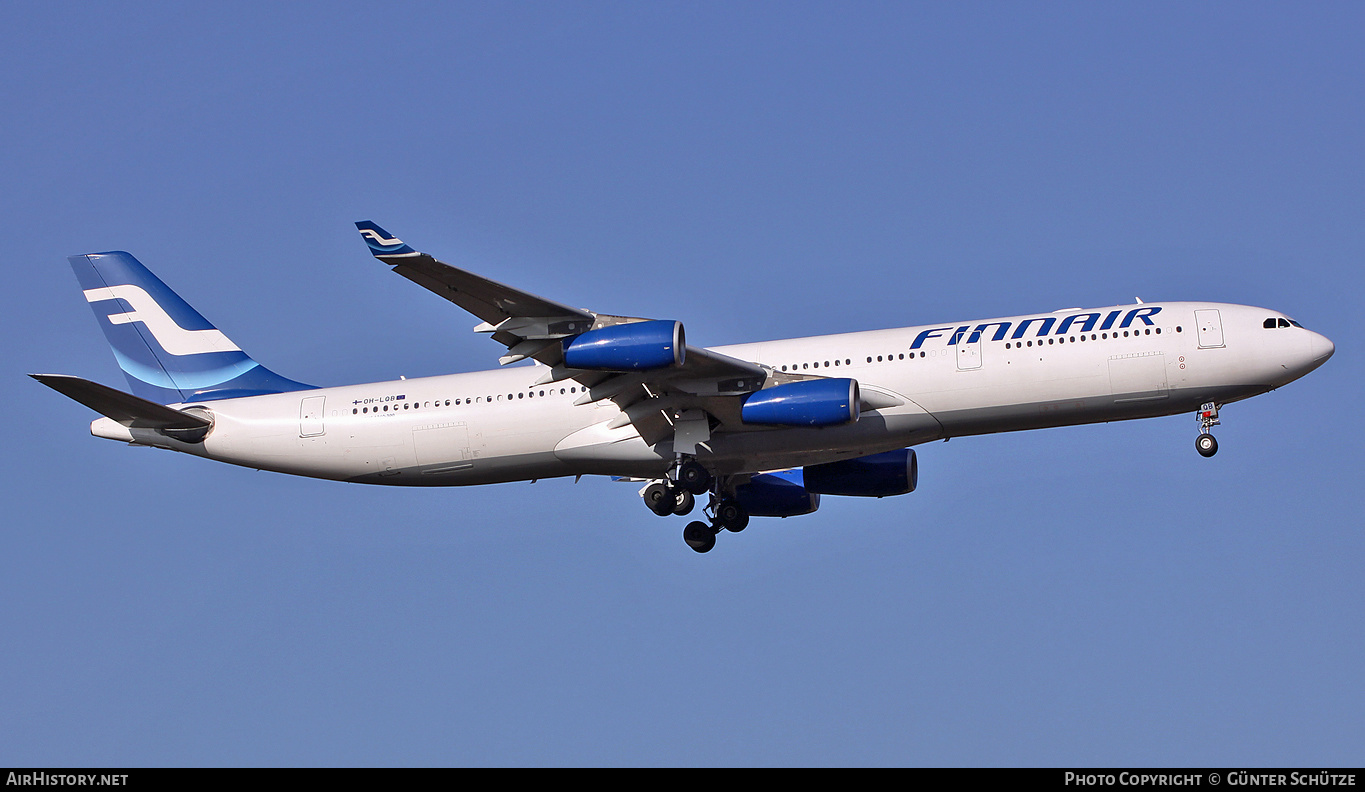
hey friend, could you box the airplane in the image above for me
[34,222,1335,552]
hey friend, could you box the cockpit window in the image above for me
[1289,319,1303,328]
[1278,318,1291,328]
[1264,317,1303,329]
[1264,318,1277,328]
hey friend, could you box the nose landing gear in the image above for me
[1195,402,1220,458]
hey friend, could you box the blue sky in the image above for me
[3,2,1362,766]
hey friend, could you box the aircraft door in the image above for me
[956,332,982,371]
[1195,309,1225,349]
[299,395,326,437]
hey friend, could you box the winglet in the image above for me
[355,221,418,257]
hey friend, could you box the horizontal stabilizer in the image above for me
[31,374,211,431]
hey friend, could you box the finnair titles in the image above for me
[34,223,1334,552]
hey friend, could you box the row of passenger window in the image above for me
[777,325,1185,370]
[351,386,585,415]
[1005,326,1178,349]
[781,359,852,372]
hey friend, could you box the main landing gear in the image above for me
[640,458,748,553]
[682,497,749,554]
[1195,402,1220,458]
[642,458,713,517]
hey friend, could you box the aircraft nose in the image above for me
[1311,331,1335,363]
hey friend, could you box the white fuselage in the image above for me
[96,301,1333,485]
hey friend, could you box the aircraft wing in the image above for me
[355,222,800,447]
[356,221,595,355]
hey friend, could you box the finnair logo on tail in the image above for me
[83,285,241,356]
[359,228,404,247]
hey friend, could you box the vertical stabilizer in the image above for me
[69,251,314,403]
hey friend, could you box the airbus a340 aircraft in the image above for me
[35,223,1334,552]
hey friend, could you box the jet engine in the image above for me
[734,471,821,517]
[740,378,860,427]
[803,448,917,497]
[561,320,685,371]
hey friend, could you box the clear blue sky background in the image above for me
[3,2,1361,767]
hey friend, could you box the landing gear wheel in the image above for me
[714,500,749,533]
[1195,403,1221,458]
[683,521,717,553]
[644,482,677,516]
[677,459,713,495]
[672,488,695,516]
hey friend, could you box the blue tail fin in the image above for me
[355,220,417,256]
[69,251,315,403]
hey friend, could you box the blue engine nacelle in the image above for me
[740,378,860,427]
[562,320,685,371]
[734,471,820,517]
[803,448,918,497]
